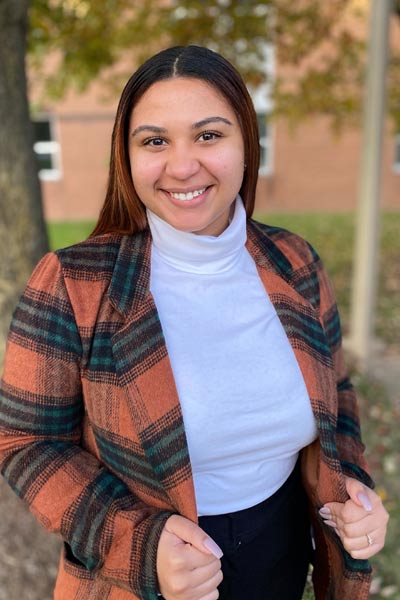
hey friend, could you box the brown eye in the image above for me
[143,137,166,147]
[198,131,221,142]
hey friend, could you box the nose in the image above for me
[165,145,201,180]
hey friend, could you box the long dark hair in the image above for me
[92,45,260,236]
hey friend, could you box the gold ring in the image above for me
[366,533,373,546]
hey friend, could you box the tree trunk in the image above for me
[0,0,49,363]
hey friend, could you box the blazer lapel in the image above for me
[246,221,339,458]
[109,232,197,520]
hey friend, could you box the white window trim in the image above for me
[258,113,274,176]
[33,115,62,181]
[250,43,275,176]
[394,134,400,174]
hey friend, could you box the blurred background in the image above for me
[0,0,399,598]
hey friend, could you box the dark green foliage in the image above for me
[28,0,400,130]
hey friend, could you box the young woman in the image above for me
[0,45,388,600]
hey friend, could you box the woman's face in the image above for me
[128,77,245,236]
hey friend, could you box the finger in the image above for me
[344,528,385,560]
[320,509,374,543]
[341,530,378,554]
[165,515,223,558]
[190,563,223,591]
[197,591,220,600]
[344,477,373,512]
[319,478,375,523]
[320,518,340,537]
[323,489,388,533]
[320,499,369,524]
[319,501,343,521]
[161,535,221,572]
[190,567,223,599]
[336,513,376,540]
[161,560,222,600]
[184,544,222,570]
[321,498,359,521]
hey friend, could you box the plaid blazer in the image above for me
[0,220,374,600]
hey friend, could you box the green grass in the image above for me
[48,212,400,348]
[48,221,95,250]
[254,211,400,349]
[48,213,400,599]
[354,373,400,599]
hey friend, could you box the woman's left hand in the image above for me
[319,476,389,559]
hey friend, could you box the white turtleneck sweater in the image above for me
[147,198,317,516]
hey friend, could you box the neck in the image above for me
[146,196,247,274]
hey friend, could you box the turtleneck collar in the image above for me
[146,196,247,274]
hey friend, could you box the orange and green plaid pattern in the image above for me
[0,222,373,599]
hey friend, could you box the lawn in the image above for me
[255,211,400,351]
[48,212,400,599]
[49,212,400,349]
[48,220,95,250]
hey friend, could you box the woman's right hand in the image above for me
[156,514,223,600]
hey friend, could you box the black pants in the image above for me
[198,464,312,600]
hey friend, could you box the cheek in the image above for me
[220,148,245,179]
[130,155,163,190]
[211,144,242,168]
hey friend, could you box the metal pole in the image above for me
[348,0,391,369]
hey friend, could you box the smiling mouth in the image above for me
[168,187,208,201]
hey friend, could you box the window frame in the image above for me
[394,133,400,174]
[249,43,275,176]
[32,114,62,181]
[257,111,274,176]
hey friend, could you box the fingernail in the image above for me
[357,492,372,512]
[323,519,337,528]
[203,537,223,558]
[319,507,331,518]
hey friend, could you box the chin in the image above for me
[170,218,207,234]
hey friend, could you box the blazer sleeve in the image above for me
[314,248,375,490]
[0,252,173,599]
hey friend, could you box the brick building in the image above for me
[32,15,399,222]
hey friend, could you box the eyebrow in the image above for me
[131,125,167,138]
[130,116,233,138]
[192,116,233,129]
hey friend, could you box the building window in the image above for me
[32,116,61,181]
[394,134,400,173]
[250,43,275,176]
[257,113,273,175]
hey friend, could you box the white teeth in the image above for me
[170,187,207,201]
